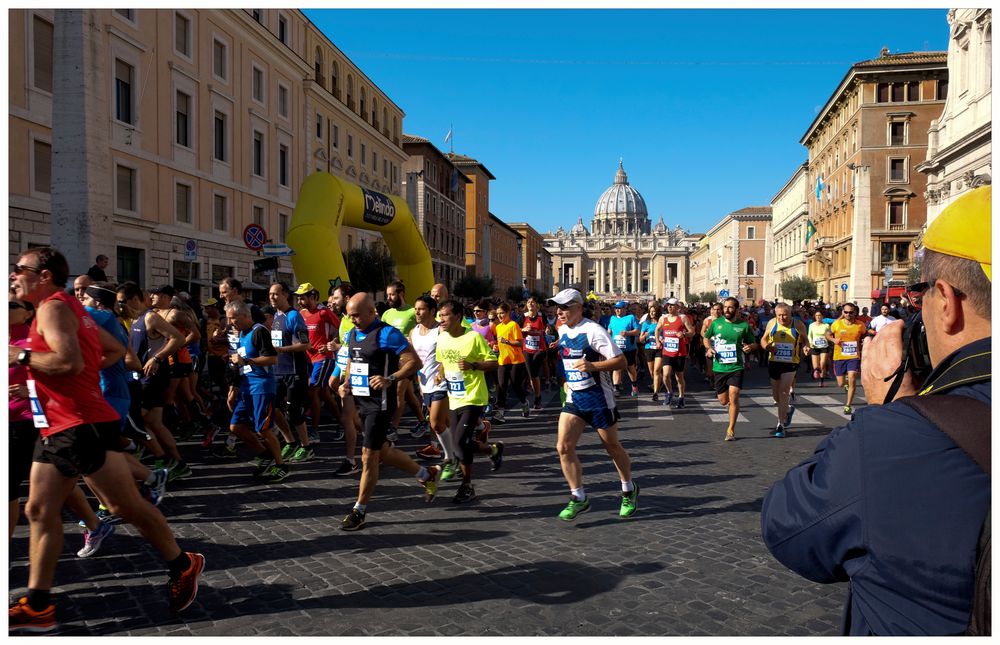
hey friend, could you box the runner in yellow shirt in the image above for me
[826,303,867,415]
[761,303,810,437]
[493,302,529,423]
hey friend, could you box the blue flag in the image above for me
[815,175,824,200]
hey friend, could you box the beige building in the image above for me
[918,9,992,224]
[802,49,947,307]
[401,134,469,288]
[446,152,495,278]
[768,162,810,300]
[488,214,523,294]
[10,9,406,300]
[509,222,553,296]
[543,162,697,301]
[688,207,772,305]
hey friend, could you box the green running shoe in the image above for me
[558,497,590,521]
[619,483,640,518]
[280,443,297,460]
[289,446,315,463]
[440,459,459,482]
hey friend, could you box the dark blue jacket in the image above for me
[761,337,990,635]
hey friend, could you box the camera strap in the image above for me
[881,317,920,404]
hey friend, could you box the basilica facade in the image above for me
[543,162,699,301]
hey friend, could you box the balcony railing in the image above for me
[888,223,906,231]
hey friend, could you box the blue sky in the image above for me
[303,8,950,235]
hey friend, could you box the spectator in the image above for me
[86,254,109,282]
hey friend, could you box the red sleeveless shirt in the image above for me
[660,315,689,357]
[28,291,120,437]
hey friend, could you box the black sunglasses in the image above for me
[907,280,964,306]
[12,264,41,275]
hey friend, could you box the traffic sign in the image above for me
[183,239,198,261]
[243,224,267,251]
[719,289,730,298]
[841,282,849,291]
[262,243,295,257]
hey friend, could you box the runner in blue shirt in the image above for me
[606,300,641,397]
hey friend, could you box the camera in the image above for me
[882,310,932,403]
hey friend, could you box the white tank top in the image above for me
[411,325,447,394]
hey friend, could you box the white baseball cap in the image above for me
[547,288,584,307]
[666,297,679,305]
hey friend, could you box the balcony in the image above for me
[888,223,906,231]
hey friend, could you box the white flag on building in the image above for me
[444,128,453,144]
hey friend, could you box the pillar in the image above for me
[850,166,873,309]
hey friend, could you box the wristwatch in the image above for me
[387,374,397,385]
[16,348,31,366]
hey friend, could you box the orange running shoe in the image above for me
[8,596,56,634]
[168,552,206,614]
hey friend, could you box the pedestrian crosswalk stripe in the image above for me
[682,393,748,424]
[746,395,824,427]
[798,394,846,407]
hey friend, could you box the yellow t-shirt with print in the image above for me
[831,319,865,361]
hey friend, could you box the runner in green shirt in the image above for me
[382,280,426,441]
[703,297,759,441]
[436,299,503,503]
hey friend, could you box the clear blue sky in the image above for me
[303,8,950,235]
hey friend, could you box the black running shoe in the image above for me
[341,508,366,531]
[453,483,477,504]
[489,441,505,472]
[333,459,360,476]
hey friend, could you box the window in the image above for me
[115,9,134,21]
[359,88,366,119]
[252,205,263,226]
[213,111,227,161]
[211,263,234,283]
[891,83,905,102]
[116,164,136,211]
[372,151,377,172]
[213,39,227,80]
[279,144,288,186]
[174,13,190,57]
[331,62,339,98]
[252,131,264,177]
[175,91,190,147]
[251,66,263,102]
[889,158,906,182]
[745,259,756,275]
[888,201,905,229]
[213,194,228,231]
[32,16,53,92]
[880,242,909,264]
[176,183,191,223]
[114,59,134,124]
[746,287,756,302]
[278,15,287,44]
[347,134,353,158]
[907,81,919,101]
[314,47,323,85]
[332,124,339,148]
[33,140,51,194]
[279,213,288,243]
[889,121,906,145]
[251,9,262,23]
[278,84,288,118]
[383,159,388,178]
[746,226,755,240]
[117,246,144,286]
[937,79,949,100]
[316,114,323,139]
[877,83,889,103]
[360,143,366,165]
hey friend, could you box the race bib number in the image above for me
[773,342,794,362]
[812,337,828,348]
[562,358,595,390]
[27,380,50,429]
[242,364,253,374]
[715,341,738,365]
[663,336,680,354]
[237,346,247,358]
[525,335,541,351]
[645,337,656,350]
[270,330,283,348]
[841,341,858,358]
[445,371,467,399]
[614,335,627,349]
[228,333,240,353]
[335,346,349,370]
[349,361,371,397]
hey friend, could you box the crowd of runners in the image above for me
[9,244,909,633]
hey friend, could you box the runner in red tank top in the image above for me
[655,298,695,408]
[8,247,205,633]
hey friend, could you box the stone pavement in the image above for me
[9,364,863,636]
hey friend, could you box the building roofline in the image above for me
[447,153,497,180]
[402,135,472,183]
[489,213,522,238]
[771,161,809,204]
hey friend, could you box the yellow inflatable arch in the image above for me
[288,171,434,297]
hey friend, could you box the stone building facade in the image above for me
[689,207,772,305]
[488,214,523,294]
[10,8,406,300]
[768,162,810,300]
[509,222,553,296]
[543,162,697,301]
[446,152,495,278]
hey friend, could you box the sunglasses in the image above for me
[12,264,41,275]
[473,309,484,313]
[907,280,964,307]
[116,300,128,306]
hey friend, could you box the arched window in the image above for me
[383,107,388,133]
[746,259,756,275]
[359,87,366,119]
[346,75,354,110]
[331,61,339,98]
[314,47,324,86]
[371,97,378,127]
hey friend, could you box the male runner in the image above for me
[338,294,438,531]
[296,282,341,443]
[700,302,722,382]
[436,299,503,502]
[704,297,759,441]
[521,297,548,411]
[826,302,867,415]
[607,300,641,397]
[410,297,458,480]
[327,282,362,475]
[548,289,638,521]
[382,280,428,440]
[268,282,313,463]
[761,303,810,437]
[655,297,695,408]
[8,248,204,632]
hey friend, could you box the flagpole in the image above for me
[450,123,454,154]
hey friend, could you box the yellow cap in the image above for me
[293,282,317,295]
[923,185,991,281]
[201,297,219,307]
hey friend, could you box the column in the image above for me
[849,165,873,309]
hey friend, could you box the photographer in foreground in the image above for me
[760,186,991,636]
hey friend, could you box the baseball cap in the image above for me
[666,297,679,305]
[614,300,627,308]
[547,288,583,307]
[202,297,219,307]
[149,284,176,297]
[922,185,991,281]
[294,282,318,295]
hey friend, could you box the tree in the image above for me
[344,244,396,295]
[453,274,496,302]
[504,285,530,303]
[779,275,819,302]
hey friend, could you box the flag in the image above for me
[444,128,452,144]
[805,219,817,247]
[815,175,824,200]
